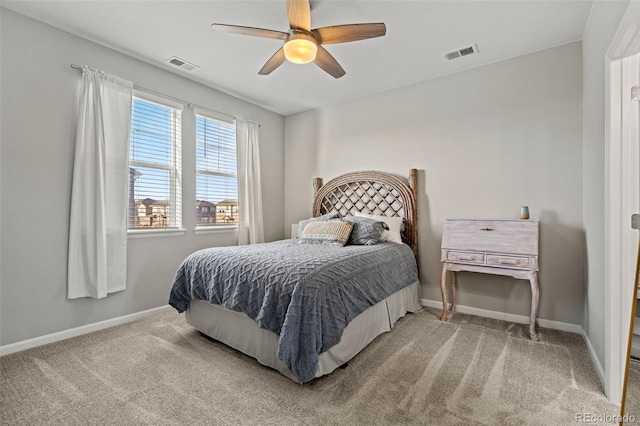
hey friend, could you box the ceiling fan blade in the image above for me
[258,48,287,75]
[211,23,287,40]
[286,0,311,31]
[314,46,345,79]
[312,23,386,45]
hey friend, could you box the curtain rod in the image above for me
[70,64,260,127]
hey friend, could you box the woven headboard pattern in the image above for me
[312,169,418,258]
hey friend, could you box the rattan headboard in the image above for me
[312,169,418,258]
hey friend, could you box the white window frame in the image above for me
[128,90,184,236]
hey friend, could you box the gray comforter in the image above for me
[169,240,418,383]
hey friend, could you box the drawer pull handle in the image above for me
[480,228,494,231]
[458,256,474,261]
[499,259,517,265]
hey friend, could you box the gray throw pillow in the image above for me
[296,212,340,238]
[343,216,389,245]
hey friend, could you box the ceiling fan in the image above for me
[211,0,386,79]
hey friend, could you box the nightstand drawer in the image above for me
[446,251,484,264]
[486,254,530,269]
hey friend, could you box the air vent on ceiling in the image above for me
[444,44,478,61]
[167,56,199,71]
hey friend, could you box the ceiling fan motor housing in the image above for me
[283,30,318,64]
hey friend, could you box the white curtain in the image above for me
[67,66,133,299]
[237,119,265,245]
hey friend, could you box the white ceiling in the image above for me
[2,0,593,116]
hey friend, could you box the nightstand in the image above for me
[440,219,540,341]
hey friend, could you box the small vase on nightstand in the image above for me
[520,206,530,220]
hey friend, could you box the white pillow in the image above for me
[354,212,403,244]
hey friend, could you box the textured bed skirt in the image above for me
[185,280,422,382]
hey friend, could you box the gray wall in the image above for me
[581,0,630,368]
[285,42,584,325]
[0,9,285,346]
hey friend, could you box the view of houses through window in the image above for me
[128,95,182,230]
[128,95,239,230]
[195,112,238,227]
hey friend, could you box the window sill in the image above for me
[194,226,238,235]
[128,229,187,239]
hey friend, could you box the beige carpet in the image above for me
[1,308,625,425]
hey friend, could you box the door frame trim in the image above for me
[604,0,640,403]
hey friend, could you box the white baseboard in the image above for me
[632,334,640,359]
[582,330,606,388]
[420,298,582,334]
[633,343,640,359]
[630,318,640,359]
[0,305,174,357]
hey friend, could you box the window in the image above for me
[195,112,238,227]
[128,93,182,230]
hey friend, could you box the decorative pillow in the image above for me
[296,212,340,238]
[354,212,404,244]
[342,216,388,245]
[298,220,353,247]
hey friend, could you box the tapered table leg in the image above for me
[529,271,539,341]
[440,264,449,321]
[449,270,456,313]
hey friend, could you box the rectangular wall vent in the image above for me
[444,45,478,61]
[167,56,199,71]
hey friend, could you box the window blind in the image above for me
[195,113,238,227]
[128,95,182,230]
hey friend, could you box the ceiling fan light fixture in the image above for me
[283,31,318,64]
[212,0,386,78]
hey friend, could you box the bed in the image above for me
[169,169,421,383]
